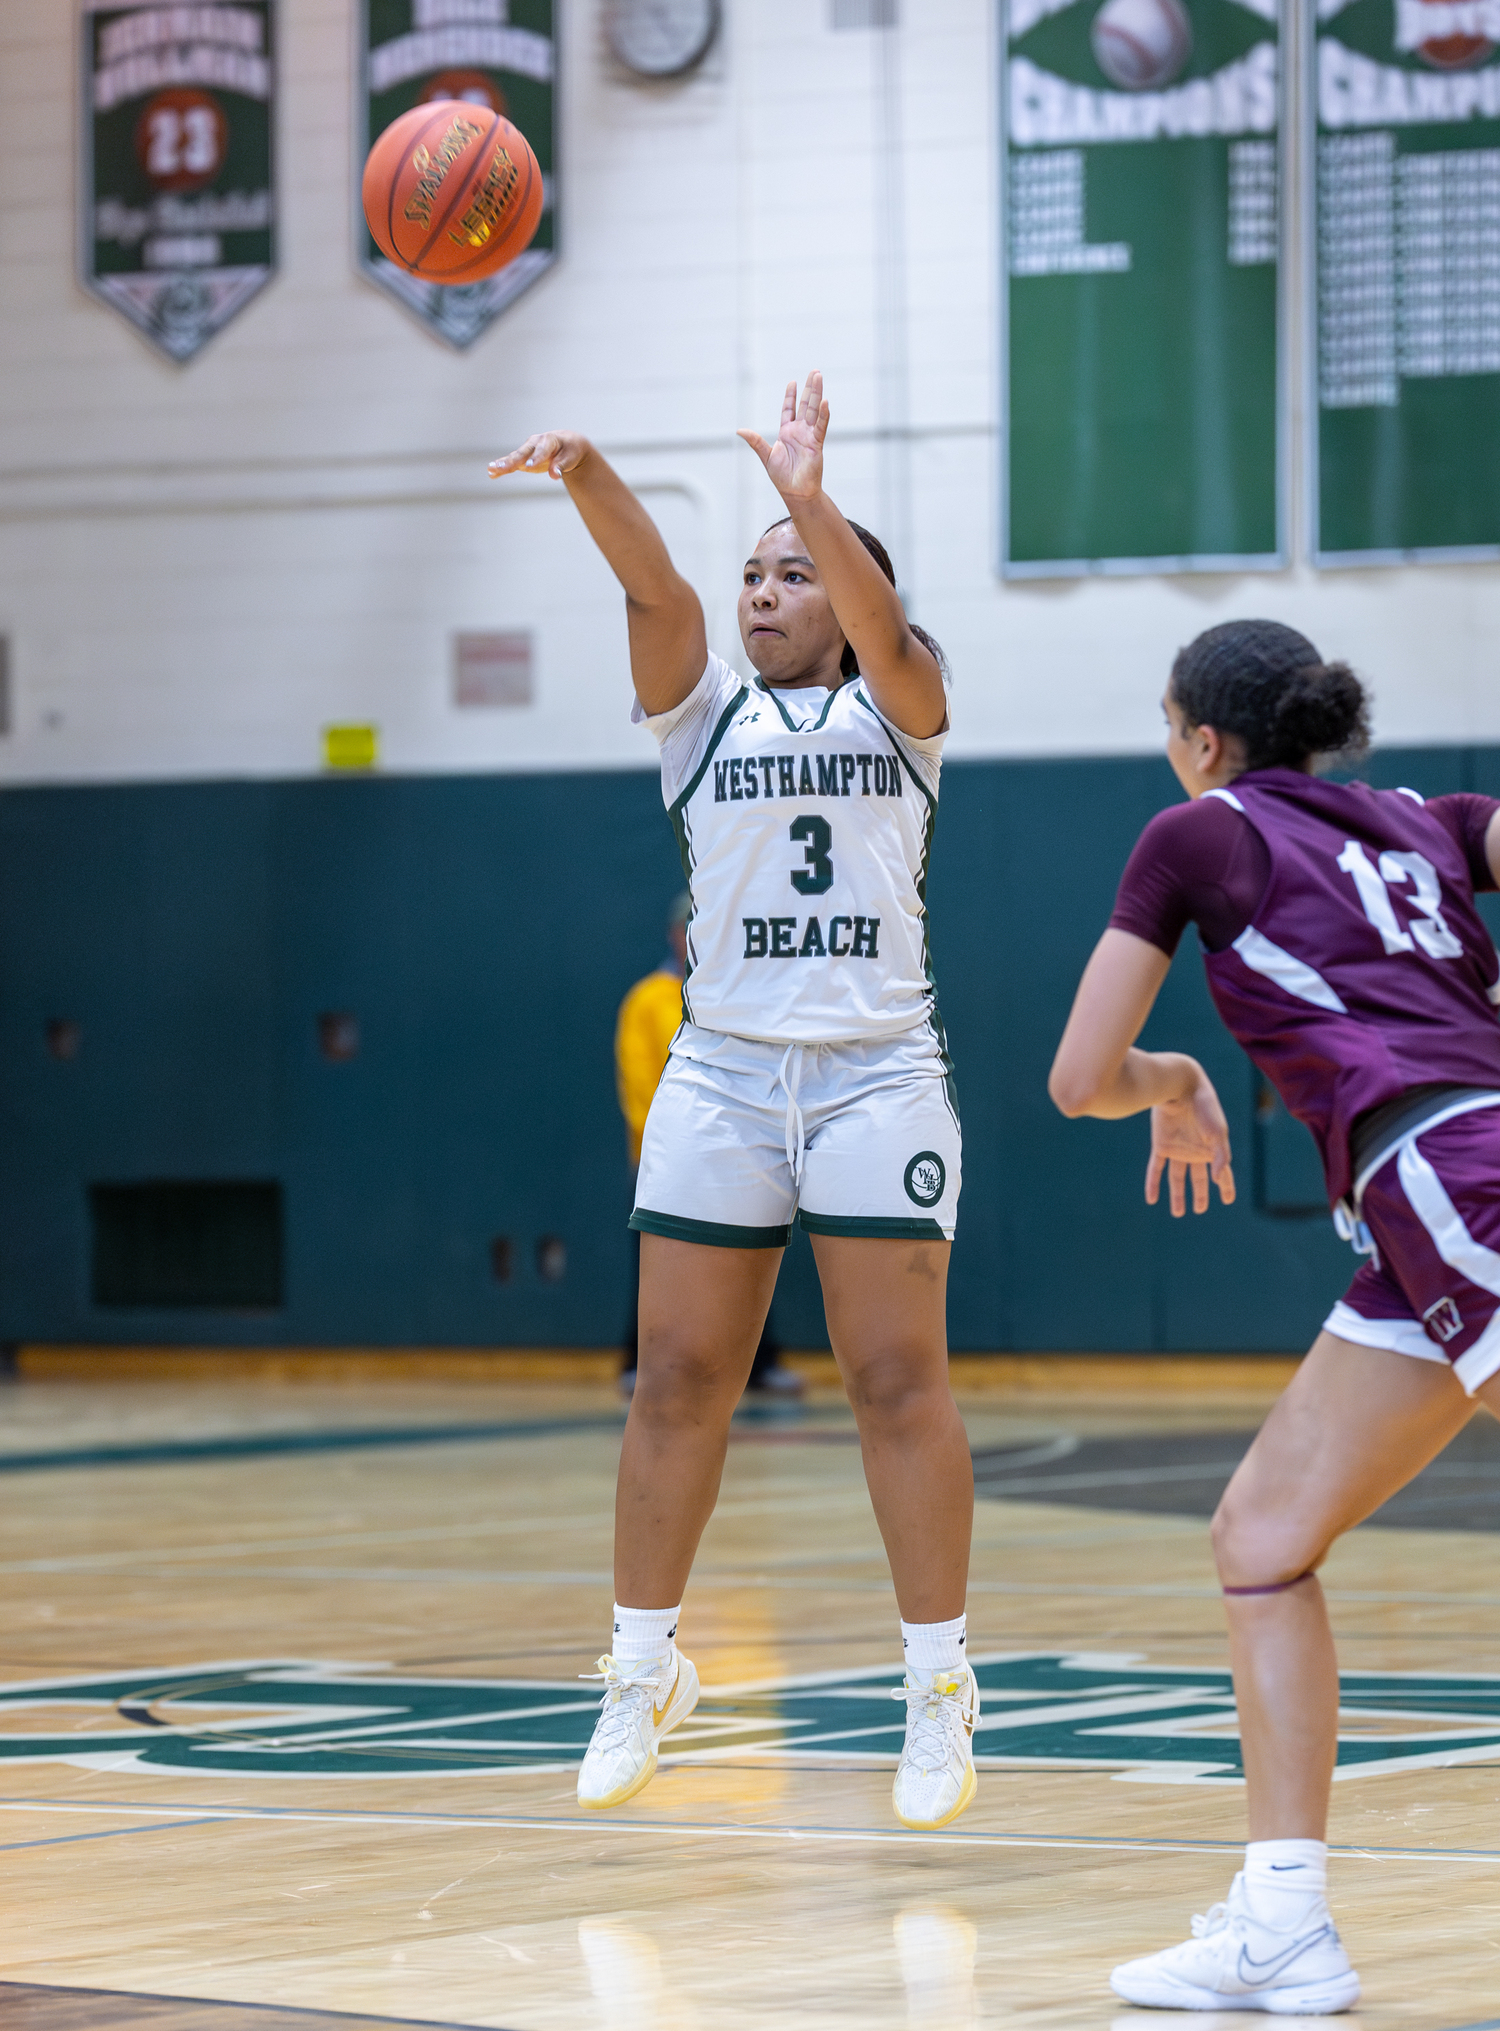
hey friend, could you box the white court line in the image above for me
[0,1797,1493,1863]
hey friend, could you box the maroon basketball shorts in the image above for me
[1326,1098,1500,1394]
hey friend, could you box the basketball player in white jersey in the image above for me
[489,373,976,1830]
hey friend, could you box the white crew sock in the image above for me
[901,1614,967,1678]
[1242,1839,1329,1928]
[610,1603,681,1664]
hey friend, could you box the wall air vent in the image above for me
[89,1181,284,1309]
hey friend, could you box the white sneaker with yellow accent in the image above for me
[1110,1873,1360,2013]
[891,1662,979,1830]
[576,1645,700,1811]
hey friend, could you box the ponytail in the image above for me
[841,521,948,681]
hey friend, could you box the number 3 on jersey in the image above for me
[1336,839,1464,960]
[790,815,834,896]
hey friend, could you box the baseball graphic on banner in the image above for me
[1090,0,1193,90]
[1408,0,1493,70]
[83,1,276,363]
[358,1,556,350]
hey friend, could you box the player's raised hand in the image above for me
[738,371,830,502]
[1146,1069,1235,1217]
[489,430,590,481]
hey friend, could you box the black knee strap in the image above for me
[1223,1569,1314,1597]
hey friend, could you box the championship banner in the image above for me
[358,1,556,349]
[1313,0,1500,561]
[1003,0,1284,574]
[82,2,276,364]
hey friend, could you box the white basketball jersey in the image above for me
[636,655,946,1044]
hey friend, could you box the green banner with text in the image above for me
[82,1,276,363]
[1314,0,1500,561]
[358,0,556,350]
[1004,0,1284,574]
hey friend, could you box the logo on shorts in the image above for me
[1423,1295,1464,1344]
[903,1151,946,1207]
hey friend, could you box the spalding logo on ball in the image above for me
[362,101,543,283]
[1090,0,1193,91]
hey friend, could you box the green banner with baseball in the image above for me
[1004,0,1284,574]
[359,0,556,349]
[1314,0,1500,561]
[82,2,276,364]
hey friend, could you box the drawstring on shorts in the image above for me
[775,1044,808,1204]
[1332,1199,1378,1265]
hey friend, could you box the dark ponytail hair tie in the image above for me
[1170,619,1369,772]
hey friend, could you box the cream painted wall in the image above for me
[0,0,1495,787]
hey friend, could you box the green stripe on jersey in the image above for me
[669,684,749,826]
[756,679,801,733]
[852,688,937,814]
[668,683,747,1021]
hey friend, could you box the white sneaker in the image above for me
[890,1662,979,1830]
[576,1645,699,1811]
[747,1363,804,1397]
[1110,1873,1360,2013]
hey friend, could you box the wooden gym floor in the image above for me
[0,1351,1495,2030]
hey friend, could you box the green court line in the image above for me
[0,1399,820,1476]
[0,1979,516,2029]
[0,1415,625,1475]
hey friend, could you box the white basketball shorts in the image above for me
[631,1020,962,1247]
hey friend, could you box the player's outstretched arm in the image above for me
[738,372,946,740]
[1049,927,1236,1216]
[1487,806,1500,888]
[488,431,707,716]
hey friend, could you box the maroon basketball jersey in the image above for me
[1198,769,1500,1203]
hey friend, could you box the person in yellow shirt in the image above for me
[615,894,691,1173]
[616,894,801,1397]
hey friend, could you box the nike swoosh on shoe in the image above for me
[1237,1924,1334,1985]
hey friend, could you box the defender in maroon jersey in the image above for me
[1050,620,1500,2014]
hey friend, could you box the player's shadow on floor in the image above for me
[973,1411,1500,1531]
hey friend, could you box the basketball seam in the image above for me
[440,136,537,281]
[384,104,457,267]
[421,108,503,267]
[385,104,488,272]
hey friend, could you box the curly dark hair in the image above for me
[1169,619,1370,770]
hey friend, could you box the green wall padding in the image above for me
[1,748,1495,1352]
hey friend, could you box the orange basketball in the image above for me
[362,101,544,284]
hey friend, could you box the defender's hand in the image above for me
[738,370,829,502]
[489,430,590,481]
[1146,1069,1236,1217]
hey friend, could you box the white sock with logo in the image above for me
[901,1614,967,1680]
[1242,1839,1329,1929]
[610,1603,680,1665]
